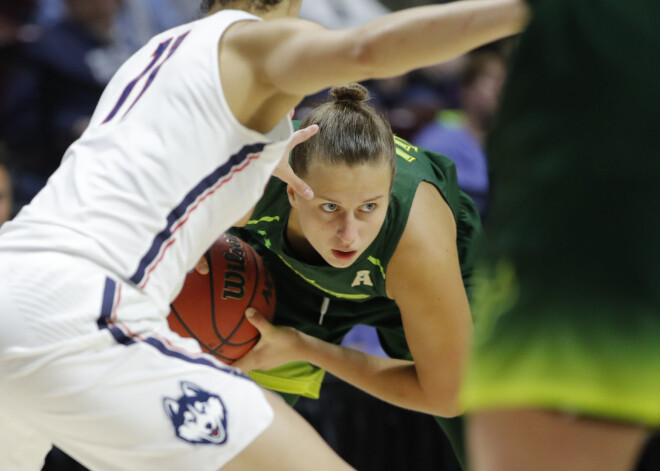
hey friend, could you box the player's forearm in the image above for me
[354,0,529,80]
[298,332,462,417]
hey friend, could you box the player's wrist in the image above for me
[294,330,327,365]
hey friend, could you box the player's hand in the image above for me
[232,307,305,371]
[271,124,319,200]
[194,256,209,275]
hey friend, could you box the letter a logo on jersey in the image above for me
[352,270,373,287]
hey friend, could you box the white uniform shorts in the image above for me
[0,251,274,471]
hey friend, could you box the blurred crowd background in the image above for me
[0,0,506,222]
[0,1,657,470]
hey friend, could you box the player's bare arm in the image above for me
[385,181,473,416]
[235,183,471,417]
[219,0,529,133]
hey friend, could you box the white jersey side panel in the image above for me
[0,11,293,309]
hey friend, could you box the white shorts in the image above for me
[0,251,274,471]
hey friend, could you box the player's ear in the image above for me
[181,381,203,397]
[163,398,179,418]
[286,185,298,208]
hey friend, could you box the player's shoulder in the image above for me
[221,15,321,50]
[393,134,455,170]
[389,181,455,276]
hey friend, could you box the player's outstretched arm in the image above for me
[231,0,529,98]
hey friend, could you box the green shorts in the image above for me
[461,260,660,427]
[460,0,660,427]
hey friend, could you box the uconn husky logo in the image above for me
[163,382,228,445]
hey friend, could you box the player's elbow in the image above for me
[427,389,464,418]
[342,29,382,79]
[437,400,464,419]
[418,373,464,417]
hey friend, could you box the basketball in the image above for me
[168,233,276,364]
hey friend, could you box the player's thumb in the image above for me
[245,307,269,332]
[194,256,209,275]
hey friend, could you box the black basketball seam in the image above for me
[169,304,197,340]
[170,303,238,361]
[171,248,257,364]
[206,239,260,363]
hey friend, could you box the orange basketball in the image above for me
[168,233,275,364]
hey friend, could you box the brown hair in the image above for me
[200,0,284,14]
[291,83,396,181]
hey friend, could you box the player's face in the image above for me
[288,160,392,268]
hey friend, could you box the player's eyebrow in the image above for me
[316,194,386,204]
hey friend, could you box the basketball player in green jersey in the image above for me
[459,1,660,470]
[217,83,482,468]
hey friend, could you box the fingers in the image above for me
[195,256,209,275]
[245,307,270,332]
[233,308,270,372]
[287,124,319,152]
[281,166,314,200]
[272,124,319,200]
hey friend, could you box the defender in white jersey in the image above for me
[0,0,528,469]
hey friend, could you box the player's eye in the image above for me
[361,203,377,213]
[321,203,338,213]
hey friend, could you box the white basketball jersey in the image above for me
[0,10,293,310]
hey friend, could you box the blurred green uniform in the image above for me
[461,0,660,427]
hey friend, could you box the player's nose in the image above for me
[337,215,358,244]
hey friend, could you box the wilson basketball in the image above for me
[168,233,276,364]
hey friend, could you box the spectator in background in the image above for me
[413,51,506,219]
[0,144,12,226]
[117,0,200,51]
[1,0,127,209]
[0,1,39,135]
[365,75,444,141]
[37,0,201,50]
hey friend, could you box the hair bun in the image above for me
[329,83,370,105]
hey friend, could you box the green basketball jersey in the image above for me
[231,129,482,358]
[231,128,481,469]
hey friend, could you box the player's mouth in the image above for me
[331,249,357,261]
